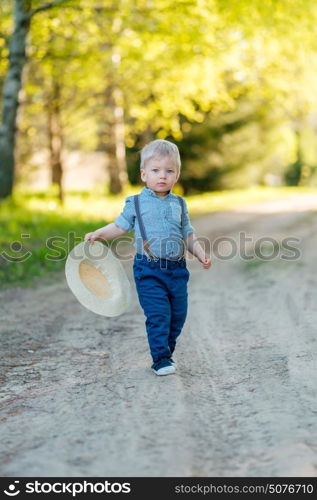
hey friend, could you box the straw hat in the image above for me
[65,241,131,317]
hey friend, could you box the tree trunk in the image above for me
[47,80,64,203]
[103,83,128,194]
[140,125,152,147]
[0,0,68,199]
[0,0,31,198]
[285,123,303,186]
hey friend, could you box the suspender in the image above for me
[134,194,159,261]
[134,194,185,262]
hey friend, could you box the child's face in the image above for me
[140,155,180,197]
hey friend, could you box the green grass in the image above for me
[1,185,316,288]
[0,200,106,287]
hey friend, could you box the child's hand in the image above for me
[198,255,212,269]
[84,231,102,244]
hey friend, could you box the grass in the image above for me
[1,185,316,288]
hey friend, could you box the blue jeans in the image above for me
[133,253,190,363]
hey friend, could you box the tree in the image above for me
[3,0,317,198]
[0,0,72,199]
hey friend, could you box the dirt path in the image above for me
[1,194,317,477]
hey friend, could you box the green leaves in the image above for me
[2,0,317,191]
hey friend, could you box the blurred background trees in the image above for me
[1,0,317,201]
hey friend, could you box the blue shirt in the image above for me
[114,186,195,260]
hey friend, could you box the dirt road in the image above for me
[1,194,317,477]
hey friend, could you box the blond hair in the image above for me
[140,139,181,172]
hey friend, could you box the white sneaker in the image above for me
[151,364,176,376]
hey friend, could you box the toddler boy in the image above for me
[85,139,211,376]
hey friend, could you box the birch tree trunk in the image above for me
[0,0,31,198]
[0,0,70,199]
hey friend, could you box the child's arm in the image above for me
[85,196,135,244]
[84,223,127,244]
[181,198,212,269]
[184,232,212,269]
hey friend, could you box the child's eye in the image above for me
[151,168,174,173]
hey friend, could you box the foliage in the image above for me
[1,0,317,191]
